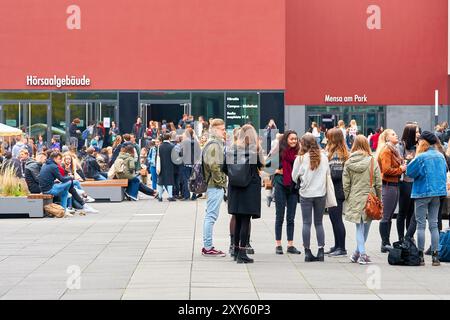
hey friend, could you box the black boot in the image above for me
[419,251,425,266]
[229,235,234,254]
[379,222,391,253]
[304,248,318,262]
[236,248,254,264]
[246,243,255,255]
[432,251,440,266]
[317,248,325,262]
[425,246,432,256]
[232,246,239,261]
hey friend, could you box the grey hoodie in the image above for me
[343,152,382,223]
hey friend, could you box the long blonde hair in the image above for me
[376,129,395,159]
[351,135,372,156]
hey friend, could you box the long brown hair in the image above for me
[112,135,122,149]
[326,128,349,161]
[351,135,372,155]
[299,133,321,170]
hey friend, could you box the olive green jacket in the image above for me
[343,152,382,223]
[203,137,227,188]
[115,152,136,180]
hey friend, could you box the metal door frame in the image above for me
[139,99,191,127]
[66,99,119,144]
[0,100,52,144]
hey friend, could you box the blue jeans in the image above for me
[45,181,72,209]
[415,197,440,252]
[203,187,224,250]
[181,166,192,199]
[149,166,158,190]
[94,173,107,181]
[355,217,372,255]
[126,177,140,198]
[157,185,173,198]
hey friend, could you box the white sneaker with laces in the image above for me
[64,211,74,217]
[84,196,96,203]
[83,204,99,213]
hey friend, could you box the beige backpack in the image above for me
[44,203,65,218]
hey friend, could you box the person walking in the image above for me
[376,129,406,253]
[292,133,330,262]
[343,135,382,265]
[273,130,301,255]
[225,124,264,263]
[202,119,228,257]
[406,131,447,266]
[324,128,348,257]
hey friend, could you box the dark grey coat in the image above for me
[157,141,175,186]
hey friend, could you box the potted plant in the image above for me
[0,166,45,217]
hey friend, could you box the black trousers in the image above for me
[138,183,156,196]
[69,187,84,210]
[397,181,414,240]
[234,215,251,248]
[328,199,346,250]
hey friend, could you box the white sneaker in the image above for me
[84,196,96,203]
[66,208,76,214]
[83,204,99,213]
[64,211,74,217]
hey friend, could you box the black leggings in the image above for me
[234,215,251,248]
[328,199,346,250]
[397,181,414,240]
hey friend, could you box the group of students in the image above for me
[1,117,448,267]
[201,120,449,267]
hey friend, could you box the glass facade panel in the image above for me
[29,104,48,140]
[3,104,20,128]
[191,92,224,121]
[225,92,259,130]
[67,92,117,100]
[306,105,386,136]
[140,92,190,101]
[51,92,67,142]
[0,92,50,100]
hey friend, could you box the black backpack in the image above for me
[226,148,252,188]
[388,237,421,266]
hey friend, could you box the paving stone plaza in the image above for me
[0,196,448,300]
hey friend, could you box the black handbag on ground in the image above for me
[387,237,421,266]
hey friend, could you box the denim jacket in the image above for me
[406,148,447,199]
[147,146,157,168]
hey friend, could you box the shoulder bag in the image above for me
[365,158,383,220]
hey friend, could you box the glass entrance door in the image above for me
[0,102,50,140]
[68,101,118,146]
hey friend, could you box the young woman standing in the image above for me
[273,131,301,255]
[225,124,264,263]
[343,135,382,265]
[292,133,330,262]
[376,129,406,253]
[324,128,349,257]
[406,131,447,266]
[396,124,420,241]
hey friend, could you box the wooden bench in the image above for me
[81,179,128,202]
[0,194,53,218]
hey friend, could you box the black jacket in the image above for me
[69,123,80,138]
[225,147,263,218]
[25,159,43,193]
[157,141,175,186]
[84,154,102,178]
[39,159,72,193]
